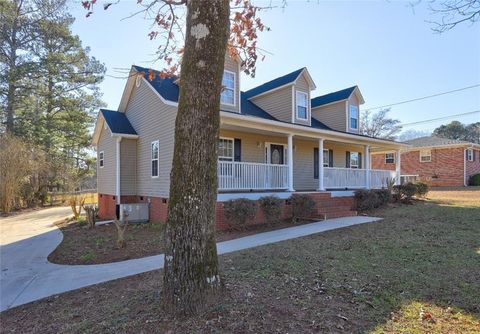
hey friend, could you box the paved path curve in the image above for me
[0,207,381,312]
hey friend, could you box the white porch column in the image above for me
[115,137,122,205]
[287,134,294,191]
[395,149,401,185]
[318,139,325,191]
[365,144,370,189]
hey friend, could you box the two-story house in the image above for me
[92,56,407,224]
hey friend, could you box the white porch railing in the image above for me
[218,162,396,191]
[370,169,397,188]
[218,161,289,191]
[324,167,396,189]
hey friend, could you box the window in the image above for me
[323,149,329,167]
[420,149,431,162]
[151,140,159,177]
[99,151,104,168]
[349,105,358,130]
[296,91,308,120]
[218,138,234,161]
[467,149,473,161]
[385,152,395,164]
[350,152,359,168]
[220,71,235,105]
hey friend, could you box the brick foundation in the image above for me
[98,192,356,230]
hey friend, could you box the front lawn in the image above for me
[2,188,479,333]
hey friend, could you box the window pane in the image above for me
[151,141,159,159]
[220,88,234,105]
[297,106,307,119]
[152,160,158,177]
[323,149,329,166]
[350,152,359,167]
[221,71,235,105]
[218,138,233,160]
[350,105,358,129]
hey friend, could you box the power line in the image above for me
[400,110,480,127]
[364,84,480,112]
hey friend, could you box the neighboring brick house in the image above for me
[371,136,480,187]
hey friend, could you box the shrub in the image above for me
[354,189,390,211]
[223,198,257,231]
[259,196,283,225]
[393,183,417,203]
[290,194,316,223]
[469,173,480,186]
[415,182,429,198]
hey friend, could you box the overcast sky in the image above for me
[70,0,480,133]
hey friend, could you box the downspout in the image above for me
[116,137,122,210]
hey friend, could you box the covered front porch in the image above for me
[218,116,404,193]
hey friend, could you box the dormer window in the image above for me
[349,105,358,130]
[221,70,235,106]
[296,91,308,120]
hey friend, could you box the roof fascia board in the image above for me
[352,86,365,105]
[311,98,348,110]
[118,67,138,113]
[404,143,480,150]
[247,82,294,100]
[141,76,179,107]
[294,68,317,90]
[111,133,139,140]
[220,111,408,148]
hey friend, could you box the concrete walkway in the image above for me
[0,208,381,312]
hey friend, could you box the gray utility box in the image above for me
[119,203,149,223]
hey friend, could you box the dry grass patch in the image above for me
[2,189,479,333]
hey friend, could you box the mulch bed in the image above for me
[48,217,318,265]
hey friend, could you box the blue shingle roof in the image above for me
[311,86,357,108]
[100,109,137,135]
[243,68,306,98]
[133,65,180,102]
[311,117,332,130]
[238,92,276,120]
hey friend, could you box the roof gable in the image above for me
[243,68,306,99]
[132,66,180,102]
[311,86,358,108]
[100,109,137,135]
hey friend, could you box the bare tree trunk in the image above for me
[162,0,230,316]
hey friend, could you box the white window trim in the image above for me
[220,70,236,107]
[385,152,395,164]
[323,148,329,167]
[350,151,360,169]
[466,148,474,161]
[151,140,159,178]
[349,105,359,131]
[99,151,104,168]
[420,149,432,163]
[295,91,309,120]
[218,137,234,161]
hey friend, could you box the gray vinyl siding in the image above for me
[293,74,311,126]
[311,101,347,132]
[250,85,293,123]
[125,79,177,198]
[221,56,240,113]
[347,94,360,134]
[220,129,287,163]
[120,139,136,195]
[97,124,116,195]
[293,139,317,190]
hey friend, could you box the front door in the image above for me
[270,144,284,165]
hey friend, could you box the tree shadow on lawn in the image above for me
[1,199,479,333]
